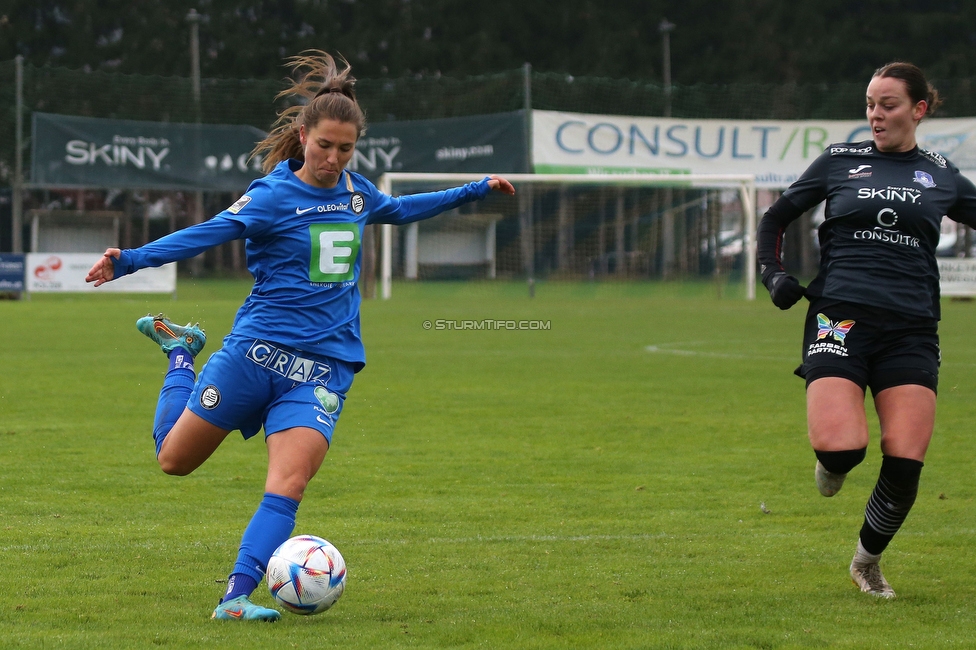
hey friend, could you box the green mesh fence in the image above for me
[4,59,976,187]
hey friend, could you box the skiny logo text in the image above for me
[65,139,169,169]
[856,187,921,203]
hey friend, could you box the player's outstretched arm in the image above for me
[487,175,515,195]
[86,248,121,287]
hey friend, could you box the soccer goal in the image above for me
[376,173,757,300]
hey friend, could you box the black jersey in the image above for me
[779,140,976,319]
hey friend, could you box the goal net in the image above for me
[376,173,757,299]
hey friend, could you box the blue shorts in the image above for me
[186,335,355,443]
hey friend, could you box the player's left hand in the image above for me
[487,175,515,195]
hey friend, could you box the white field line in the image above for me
[354,532,675,546]
[645,342,794,362]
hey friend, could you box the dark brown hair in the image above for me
[252,51,367,173]
[872,62,942,118]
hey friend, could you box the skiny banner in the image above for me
[30,112,267,191]
[532,109,976,188]
[348,110,529,180]
[31,111,527,189]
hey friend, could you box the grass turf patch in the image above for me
[1,279,975,648]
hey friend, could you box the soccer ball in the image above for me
[267,535,346,615]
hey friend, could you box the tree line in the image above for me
[3,1,976,86]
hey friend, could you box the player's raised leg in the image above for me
[137,314,207,456]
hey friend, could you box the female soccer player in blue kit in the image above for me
[86,51,514,621]
[757,62,976,598]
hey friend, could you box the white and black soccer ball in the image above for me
[267,535,346,615]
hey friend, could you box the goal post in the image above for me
[377,172,757,300]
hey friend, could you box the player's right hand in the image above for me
[86,248,121,287]
[763,270,805,310]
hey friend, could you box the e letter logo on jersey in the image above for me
[309,223,361,283]
[227,195,252,214]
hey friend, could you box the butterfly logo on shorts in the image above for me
[816,314,855,344]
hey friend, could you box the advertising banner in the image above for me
[532,110,976,188]
[939,258,976,297]
[350,111,528,180]
[31,112,267,191]
[0,253,25,292]
[26,253,176,294]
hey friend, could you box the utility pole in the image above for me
[12,55,23,253]
[659,18,675,118]
[658,19,676,278]
[187,9,202,120]
[521,62,535,297]
[186,8,205,275]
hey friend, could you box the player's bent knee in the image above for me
[157,455,193,476]
[156,448,203,476]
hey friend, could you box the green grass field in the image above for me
[2,279,976,649]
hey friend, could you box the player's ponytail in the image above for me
[873,62,942,118]
[253,51,367,173]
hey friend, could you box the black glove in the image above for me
[761,268,805,310]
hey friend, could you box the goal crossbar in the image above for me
[377,172,757,300]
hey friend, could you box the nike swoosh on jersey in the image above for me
[296,206,317,215]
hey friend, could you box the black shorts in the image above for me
[794,297,940,395]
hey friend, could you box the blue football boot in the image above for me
[136,313,206,356]
[211,595,281,622]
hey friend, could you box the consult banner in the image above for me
[31,112,267,191]
[532,110,976,188]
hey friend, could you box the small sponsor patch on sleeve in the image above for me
[227,195,252,214]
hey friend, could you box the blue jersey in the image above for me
[113,160,493,369]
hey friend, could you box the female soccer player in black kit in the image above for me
[757,62,976,598]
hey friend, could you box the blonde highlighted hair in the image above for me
[252,51,366,173]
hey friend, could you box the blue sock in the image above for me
[152,347,196,456]
[222,493,300,603]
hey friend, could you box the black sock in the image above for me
[815,448,867,475]
[859,455,924,555]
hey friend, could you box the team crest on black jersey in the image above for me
[913,170,936,188]
[919,148,947,168]
[350,191,365,215]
